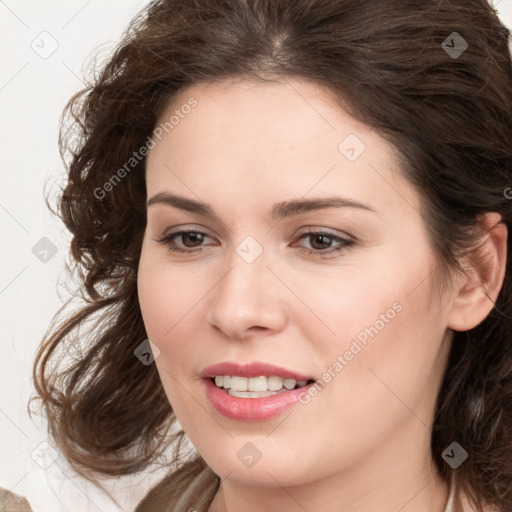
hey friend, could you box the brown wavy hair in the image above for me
[32,0,512,510]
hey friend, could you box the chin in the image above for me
[204,453,315,488]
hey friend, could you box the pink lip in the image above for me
[200,362,316,421]
[200,361,315,381]
[202,378,315,421]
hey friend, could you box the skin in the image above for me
[137,77,507,512]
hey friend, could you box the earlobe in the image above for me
[446,212,508,332]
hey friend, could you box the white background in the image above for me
[1,1,511,511]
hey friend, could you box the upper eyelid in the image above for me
[158,227,354,247]
[159,226,215,239]
[158,225,352,239]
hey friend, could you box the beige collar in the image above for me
[443,474,456,512]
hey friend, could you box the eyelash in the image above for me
[154,229,355,257]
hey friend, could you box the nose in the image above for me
[205,249,289,341]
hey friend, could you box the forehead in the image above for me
[145,78,422,222]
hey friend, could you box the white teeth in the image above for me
[228,389,281,398]
[268,376,284,390]
[230,376,248,391]
[213,375,310,392]
[283,378,296,390]
[248,376,268,392]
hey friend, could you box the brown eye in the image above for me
[176,232,206,248]
[307,233,336,251]
[295,230,355,256]
[155,230,214,253]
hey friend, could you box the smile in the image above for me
[203,378,316,421]
[213,375,312,398]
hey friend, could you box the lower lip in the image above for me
[203,378,314,421]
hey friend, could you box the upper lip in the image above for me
[200,362,315,381]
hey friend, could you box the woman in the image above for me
[32,0,512,511]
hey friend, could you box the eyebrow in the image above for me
[147,192,377,220]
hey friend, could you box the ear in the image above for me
[446,212,508,332]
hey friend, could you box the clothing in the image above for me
[443,473,456,512]
[134,463,219,512]
[0,488,33,512]
[171,464,218,512]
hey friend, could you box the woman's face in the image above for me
[138,78,455,495]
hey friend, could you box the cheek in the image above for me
[137,254,204,411]
[292,259,407,355]
[137,252,220,395]
[321,277,445,433]
[137,249,207,340]
[307,249,444,404]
